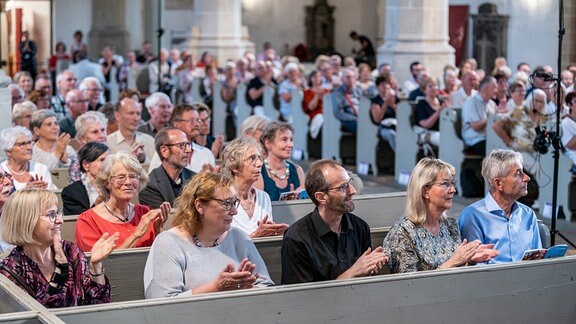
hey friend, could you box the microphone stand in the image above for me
[550,0,575,247]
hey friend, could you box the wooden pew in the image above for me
[235,83,251,138]
[52,257,576,323]
[538,151,572,221]
[321,92,339,160]
[96,227,391,302]
[50,168,69,190]
[439,108,466,195]
[272,192,406,228]
[290,90,309,160]
[211,80,227,138]
[394,101,419,185]
[263,85,278,121]
[62,192,407,244]
[356,97,379,175]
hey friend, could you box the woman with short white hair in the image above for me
[70,111,107,151]
[278,62,303,123]
[0,126,56,190]
[12,101,37,128]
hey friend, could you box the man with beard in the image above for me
[147,104,215,174]
[281,160,387,284]
[139,127,195,208]
[458,149,542,263]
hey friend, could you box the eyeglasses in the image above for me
[175,118,202,124]
[72,99,90,104]
[164,141,192,150]
[43,209,62,223]
[429,180,457,190]
[110,173,140,184]
[199,117,211,124]
[86,88,102,92]
[13,140,33,148]
[212,196,240,211]
[325,178,354,194]
[245,154,263,165]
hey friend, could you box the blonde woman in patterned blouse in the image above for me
[383,158,497,273]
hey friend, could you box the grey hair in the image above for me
[8,84,25,98]
[75,111,108,140]
[481,149,524,192]
[0,126,33,151]
[12,101,38,123]
[78,77,102,91]
[239,115,271,137]
[30,109,57,132]
[221,137,262,179]
[56,69,74,84]
[145,92,171,111]
[95,152,149,200]
[524,89,547,112]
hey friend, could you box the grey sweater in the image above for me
[144,227,274,298]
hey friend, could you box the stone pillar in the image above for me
[377,0,454,86]
[187,0,254,65]
[88,0,130,59]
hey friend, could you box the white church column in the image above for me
[188,0,254,64]
[378,0,454,86]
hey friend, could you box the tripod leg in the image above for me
[555,231,576,248]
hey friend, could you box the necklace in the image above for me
[193,234,220,248]
[104,202,132,223]
[264,159,290,180]
[6,161,29,176]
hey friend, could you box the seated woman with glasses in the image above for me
[0,189,119,308]
[144,172,274,298]
[254,122,305,201]
[383,158,498,273]
[221,137,288,237]
[0,126,56,190]
[75,152,170,252]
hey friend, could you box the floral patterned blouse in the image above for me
[382,216,460,273]
[502,106,549,152]
[0,240,110,308]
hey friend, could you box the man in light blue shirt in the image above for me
[459,149,542,263]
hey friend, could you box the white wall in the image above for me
[242,0,380,60]
[52,0,91,55]
[449,0,557,72]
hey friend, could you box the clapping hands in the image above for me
[215,258,259,291]
[250,214,289,238]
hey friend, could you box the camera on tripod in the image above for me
[533,125,554,154]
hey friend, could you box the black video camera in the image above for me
[533,125,553,154]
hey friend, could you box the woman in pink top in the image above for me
[76,152,170,251]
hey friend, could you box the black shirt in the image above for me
[281,208,372,284]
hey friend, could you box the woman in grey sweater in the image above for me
[144,172,273,298]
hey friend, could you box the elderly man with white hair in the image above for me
[59,89,89,138]
[51,69,77,121]
[137,92,173,137]
[79,77,104,111]
[331,67,362,133]
[458,149,542,263]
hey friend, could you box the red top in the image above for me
[49,54,71,70]
[303,89,326,123]
[75,204,155,252]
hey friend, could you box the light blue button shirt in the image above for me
[458,193,542,263]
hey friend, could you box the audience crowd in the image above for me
[0,31,571,309]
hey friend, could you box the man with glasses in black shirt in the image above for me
[281,159,387,284]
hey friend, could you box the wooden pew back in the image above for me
[101,227,390,302]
